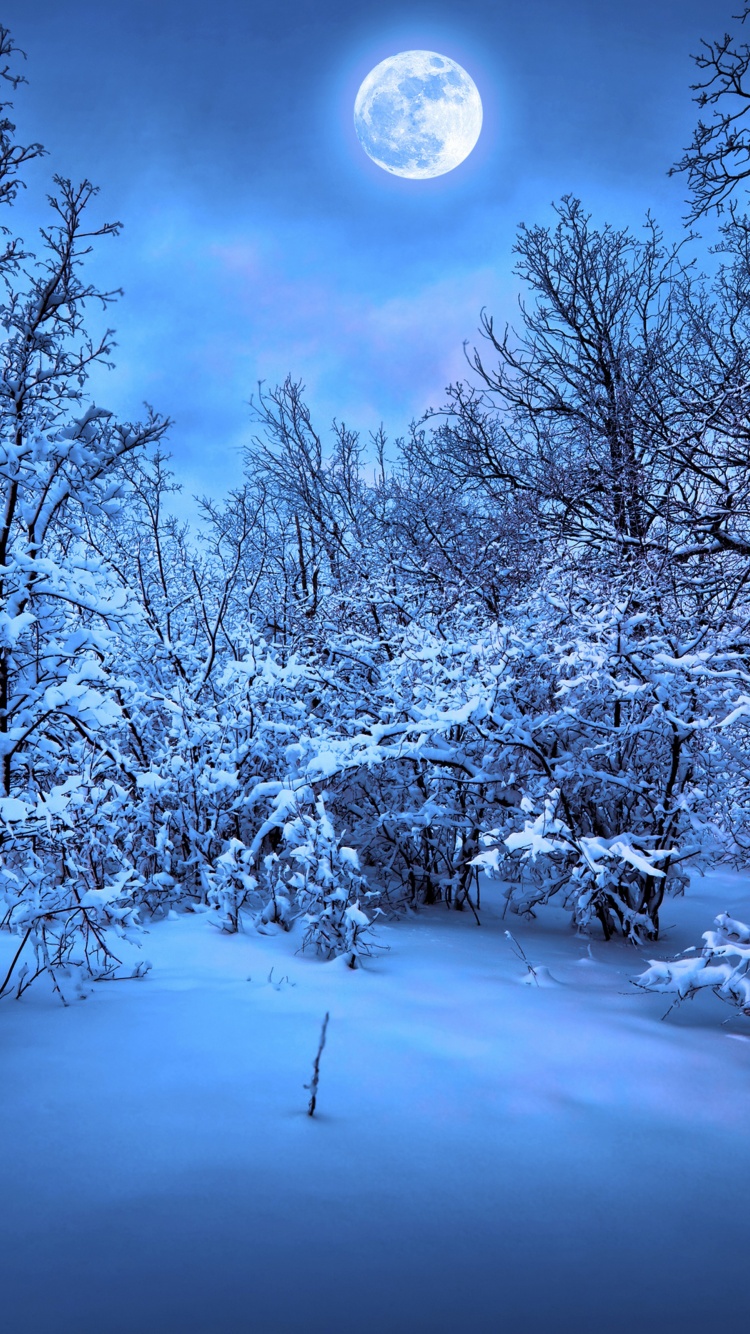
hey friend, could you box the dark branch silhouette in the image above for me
[672,4,750,220]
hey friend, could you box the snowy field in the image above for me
[2,872,749,1334]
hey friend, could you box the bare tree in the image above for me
[672,4,750,220]
[0,25,44,210]
[430,198,703,567]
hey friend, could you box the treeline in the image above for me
[2,13,750,1005]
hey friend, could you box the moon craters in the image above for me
[354,51,483,180]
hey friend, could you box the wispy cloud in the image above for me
[89,204,517,508]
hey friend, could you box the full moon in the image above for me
[354,51,483,179]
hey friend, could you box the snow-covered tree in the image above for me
[0,32,167,998]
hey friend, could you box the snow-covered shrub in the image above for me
[634,913,750,1015]
[0,774,151,1001]
[206,838,258,933]
[261,796,378,964]
[468,573,745,940]
[475,792,677,939]
[234,615,519,920]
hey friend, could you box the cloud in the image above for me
[87,201,517,515]
[207,222,513,433]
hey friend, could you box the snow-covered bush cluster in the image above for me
[2,26,750,998]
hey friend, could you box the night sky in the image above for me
[1,0,731,507]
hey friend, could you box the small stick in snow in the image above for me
[504,929,540,986]
[305,1011,330,1117]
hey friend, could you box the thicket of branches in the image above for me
[3,10,750,1005]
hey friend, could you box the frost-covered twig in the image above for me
[504,929,540,985]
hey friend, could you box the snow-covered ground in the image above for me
[2,873,749,1334]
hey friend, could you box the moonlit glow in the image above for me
[354,51,483,180]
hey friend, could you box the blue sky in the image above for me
[2,0,732,505]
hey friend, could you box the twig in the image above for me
[504,929,540,986]
[305,1011,330,1117]
[0,924,32,999]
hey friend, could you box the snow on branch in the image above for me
[634,913,750,1015]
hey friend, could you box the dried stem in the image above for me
[305,1011,330,1116]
